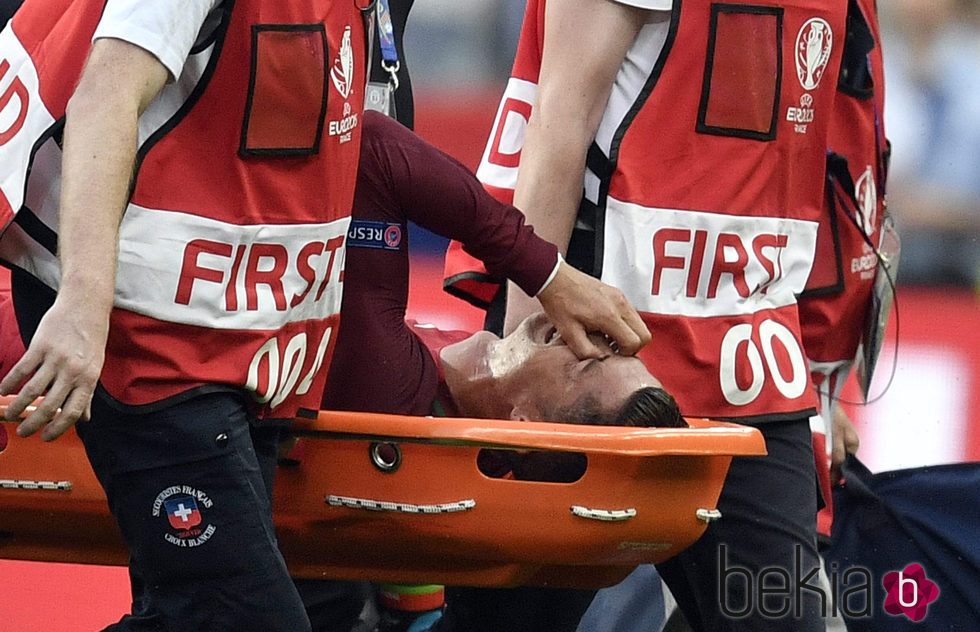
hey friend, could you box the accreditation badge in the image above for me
[365,80,396,118]
[855,214,900,401]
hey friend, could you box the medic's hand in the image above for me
[830,404,860,484]
[0,296,108,441]
[536,260,650,358]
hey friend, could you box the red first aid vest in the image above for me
[799,0,888,404]
[796,0,888,538]
[0,0,367,418]
[448,0,848,421]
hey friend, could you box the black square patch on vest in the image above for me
[240,24,328,156]
[697,4,782,140]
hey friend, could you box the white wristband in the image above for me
[534,253,564,297]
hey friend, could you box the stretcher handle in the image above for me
[295,409,767,457]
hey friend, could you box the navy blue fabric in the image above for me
[823,455,980,631]
[0,0,21,24]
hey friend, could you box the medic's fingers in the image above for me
[537,262,649,356]
[0,352,34,395]
[844,424,861,454]
[13,367,68,438]
[831,436,846,468]
[559,322,605,360]
[19,393,68,440]
[40,386,92,442]
[594,287,649,356]
[2,355,50,424]
[829,406,860,483]
[602,318,643,357]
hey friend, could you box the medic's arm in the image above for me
[0,38,168,439]
[504,0,648,336]
[361,110,648,357]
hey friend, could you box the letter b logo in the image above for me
[897,572,918,608]
[882,563,939,622]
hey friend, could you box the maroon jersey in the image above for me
[321,112,557,416]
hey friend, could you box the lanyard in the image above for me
[376,0,400,89]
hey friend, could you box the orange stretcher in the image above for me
[0,396,765,589]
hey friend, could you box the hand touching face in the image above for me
[487,313,660,421]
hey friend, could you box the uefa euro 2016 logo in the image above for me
[331,25,354,99]
[795,18,833,91]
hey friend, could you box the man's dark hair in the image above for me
[614,386,687,428]
[494,387,687,482]
[552,386,687,428]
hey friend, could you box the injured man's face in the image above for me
[440,312,683,427]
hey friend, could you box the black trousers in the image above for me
[433,585,598,632]
[77,391,311,632]
[657,417,824,631]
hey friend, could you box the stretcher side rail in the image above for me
[292,409,767,456]
[0,397,766,588]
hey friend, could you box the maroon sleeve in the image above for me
[357,110,559,296]
[321,118,440,415]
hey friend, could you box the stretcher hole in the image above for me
[370,442,402,472]
[477,449,587,483]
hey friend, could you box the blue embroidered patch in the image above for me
[347,220,403,250]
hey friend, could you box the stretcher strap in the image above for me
[327,494,476,514]
[0,479,73,491]
[696,508,723,522]
[570,506,637,521]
